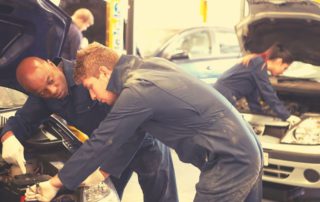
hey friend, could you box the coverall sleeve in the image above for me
[61,26,81,60]
[1,95,52,141]
[245,91,263,114]
[253,70,290,120]
[67,35,81,60]
[58,88,153,190]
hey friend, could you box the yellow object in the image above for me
[67,125,89,143]
[200,0,207,23]
[106,0,124,51]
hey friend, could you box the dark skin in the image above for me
[1,56,70,177]
[16,57,69,98]
[5,56,109,189]
[2,57,68,142]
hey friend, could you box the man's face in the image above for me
[80,65,117,105]
[79,20,92,32]
[82,75,115,104]
[30,60,69,99]
[267,58,290,76]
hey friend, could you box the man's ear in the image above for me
[99,66,111,77]
[47,59,56,67]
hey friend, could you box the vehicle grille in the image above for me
[0,116,7,128]
[263,163,294,179]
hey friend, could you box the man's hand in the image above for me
[286,115,301,126]
[81,168,107,187]
[2,134,26,174]
[25,180,60,202]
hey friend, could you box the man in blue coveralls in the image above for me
[1,57,178,201]
[26,42,263,202]
[61,8,94,60]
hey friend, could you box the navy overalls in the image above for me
[214,56,290,120]
[1,58,178,202]
[58,56,263,202]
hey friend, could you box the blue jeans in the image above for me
[109,136,178,202]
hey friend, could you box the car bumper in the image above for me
[263,149,320,188]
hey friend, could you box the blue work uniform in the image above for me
[58,55,263,202]
[214,56,290,120]
[61,23,82,60]
[1,58,178,202]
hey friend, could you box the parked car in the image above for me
[142,26,242,84]
[0,0,119,201]
[236,0,320,190]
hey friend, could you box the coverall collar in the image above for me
[52,57,77,88]
[107,55,140,94]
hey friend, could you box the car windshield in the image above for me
[0,87,27,108]
[138,28,181,58]
[215,31,240,55]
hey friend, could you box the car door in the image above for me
[0,0,71,91]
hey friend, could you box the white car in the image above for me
[236,0,320,189]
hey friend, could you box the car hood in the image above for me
[236,0,320,66]
[0,0,70,91]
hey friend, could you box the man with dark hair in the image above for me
[26,42,263,202]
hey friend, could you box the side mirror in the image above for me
[169,50,189,60]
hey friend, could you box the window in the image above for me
[215,31,240,56]
[168,30,211,59]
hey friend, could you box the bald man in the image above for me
[1,57,178,202]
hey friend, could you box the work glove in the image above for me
[286,115,301,126]
[81,168,106,187]
[25,180,60,202]
[2,135,26,174]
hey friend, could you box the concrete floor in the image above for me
[122,150,199,202]
[120,151,279,202]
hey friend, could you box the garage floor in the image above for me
[121,150,320,202]
[122,150,264,201]
[122,150,198,202]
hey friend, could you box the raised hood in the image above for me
[0,0,70,91]
[236,0,320,66]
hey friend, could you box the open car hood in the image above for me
[236,0,320,66]
[0,0,70,91]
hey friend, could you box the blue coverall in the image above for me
[58,55,263,202]
[61,23,82,60]
[214,56,290,120]
[1,58,178,202]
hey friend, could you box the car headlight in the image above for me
[281,117,320,145]
[80,179,120,202]
[0,115,8,128]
